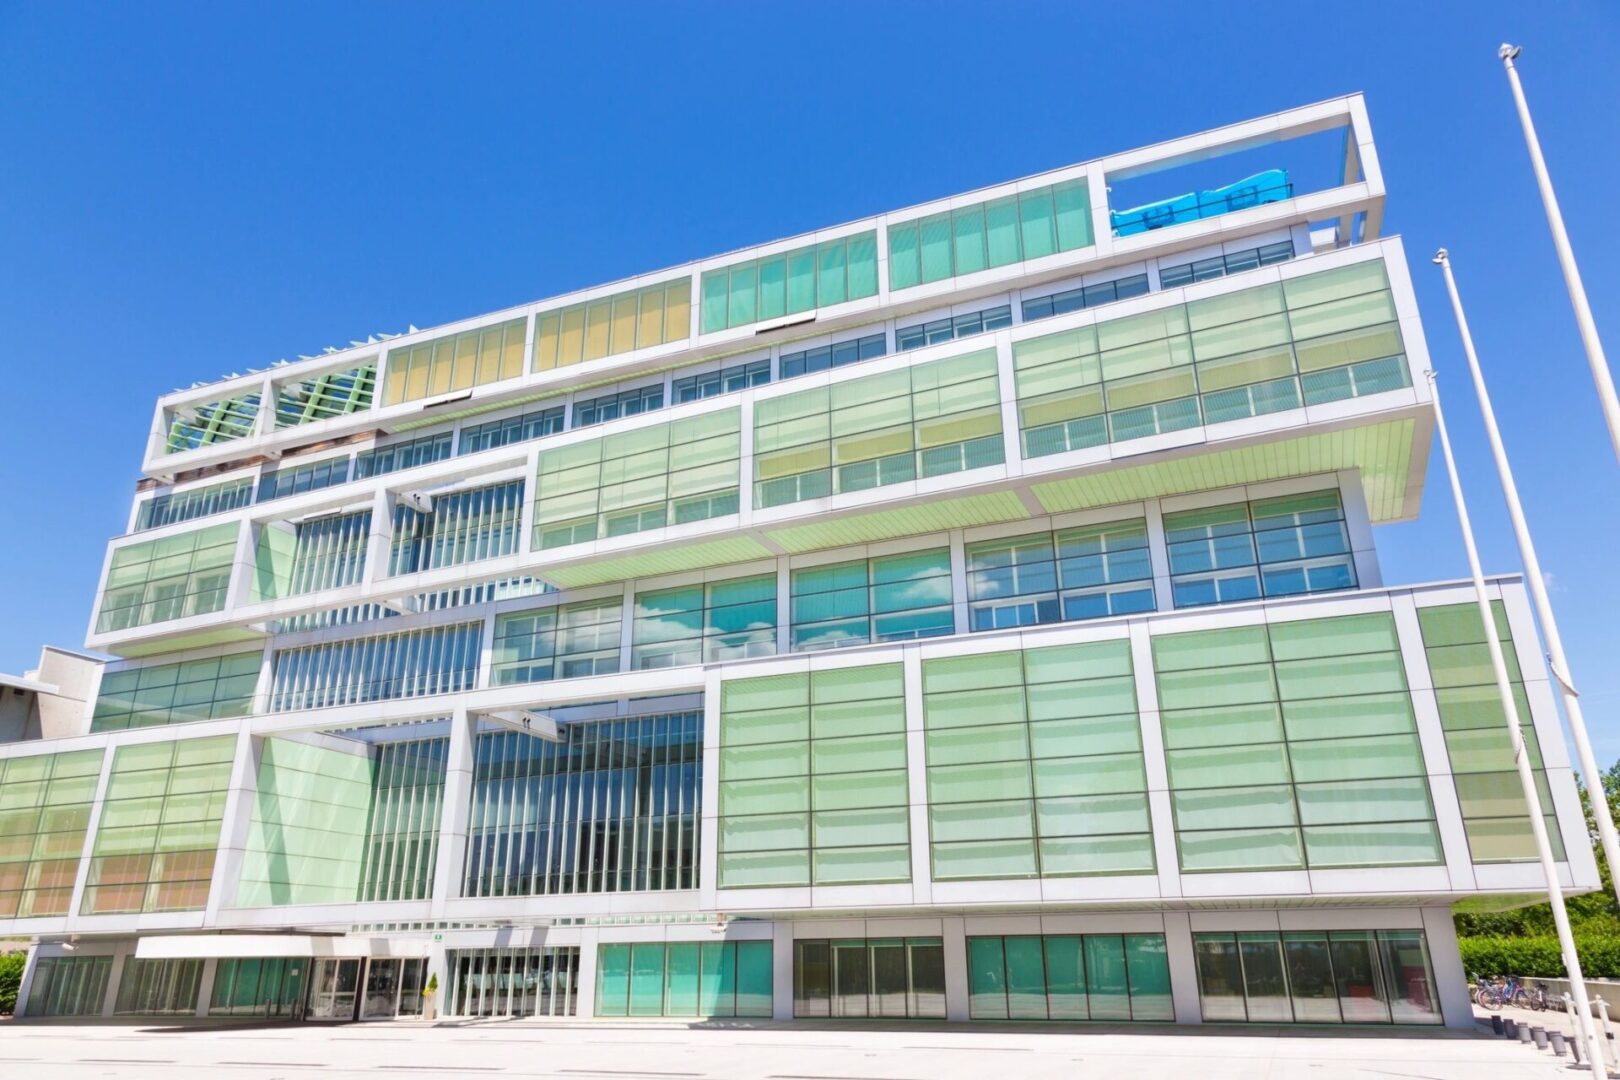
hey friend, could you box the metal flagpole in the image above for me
[1427,368,1608,1070]
[1433,247,1620,910]
[1499,44,1620,466]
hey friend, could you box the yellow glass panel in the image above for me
[610,294,639,356]
[584,300,612,360]
[916,406,1000,448]
[428,339,455,395]
[1099,336,1193,382]
[500,319,526,378]
[1195,344,1297,391]
[1020,386,1104,427]
[636,286,665,348]
[663,280,691,343]
[475,327,503,385]
[832,425,913,464]
[1105,367,1197,410]
[405,350,431,401]
[449,332,478,390]
[383,360,407,406]
[1294,324,1403,373]
[535,313,561,371]
[558,307,586,367]
[755,444,831,480]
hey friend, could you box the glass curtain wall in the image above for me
[1418,601,1564,862]
[1192,929,1440,1024]
[753,350,1003,510]
[922,640,1154,879]
[888,178,1092,290]
[1154,614,1442,872]
[97,523,239,633]
[358,736,449,903]
[490,599,623,685]
[382,317,527,406]
[446,947,580,1018]
[1011,259,1409,458]
[269,622,483,710]
[388,479,524,576]
[137,478,254,531]
[26,955,113,1017]
[595,941,772,1018]
[534,279,690,372]
[210,957,308,1018]
[273,362,377,428]
[0,749,102,919]
[967,934,1173,1021]
[793,938,946,1018]
[718,666,910,889]
[701,233,878,334]
[114,957,205,1015]
[461,714,701,897]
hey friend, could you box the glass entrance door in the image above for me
[361,959,402,1019]
[306,959,362,1021]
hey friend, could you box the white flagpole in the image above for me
[1433,247,1620,912]
[1499,43,1620,466]
[1428,370,1606,1068]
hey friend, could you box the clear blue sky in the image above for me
[3,3,1618,753]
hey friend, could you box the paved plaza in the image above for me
[0,1014,1593,1079]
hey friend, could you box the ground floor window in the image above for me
[595,940,772,1018]
[27,955,112,1017]
[967,934,1172,1021]
[114,957,204,1015]
[209,957,308,1018]
[793,938,945,1018]
[446,947,579,1018]
[1192,929,1440,1024]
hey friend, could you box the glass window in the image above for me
[793,938,944,1018]
[897,305,1012,352]
[532,280,689,376]
[164,390,262,455]
[889,179,1091,292]
[97,523,240,633]
[1158,240,1295,290]
[354,431,453,479]
[0,749,102,918]
[1191,929,1438,1025]
[92,653,259,732]
[791,549,952,651]
[270,622,483,710]
[533,409,741,550]
[1164,489,1355,609]
[781,333,888,380]
[572,384,666,429]
[672,358,771,402]
[966,518,1152,631]
[458,404,564,455]
[1020,272,1150,323]
[634,574,776,668]
[136,478,255,531]
[490,599,622,686]
[273,362,377,429]
[382,318,527,406]
[701,234,879,334]
[387,479,524,576]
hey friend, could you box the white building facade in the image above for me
[3,96,1595,1029]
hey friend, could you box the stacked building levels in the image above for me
[2,94,1595,1028]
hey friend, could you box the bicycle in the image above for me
[1480,975,1529,1011]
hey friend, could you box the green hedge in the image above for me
[1460,936,1620,979]
[0,952,24,1015]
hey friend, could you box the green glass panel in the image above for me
[926,723,1029,767]
[1179,826,1303,871]
[1028,715,1140,758]
[735,941,773,1017]
[699,942,735,1018]
[1302,821,1442,868]
[1287,733,1424,783]
[719,849,809,888]
[1153,626,1271,671]
[1157,664,1277,711]
[929,799,1033,843]
[1044,936,1087,1020]
[928,761,1031,803]
[968,937,1008,1019]
[812,770,907,811]
[1281,693,1414,742]
[813,844,910,884]
[629,944,666,1016]
[1161,703,1284,750]
[1084,935,1130,1020]
[1165,743,1290,789]
[1124,935,1174,1020]
[665,943,700,1015]
[1032,753,1144,797]
[814,806,909,848]
[1004,936,1049,1019]
[1036,793,1150,837]
[1040,834,1156,875]
[934,838,1037,880]
[1268,614,1400,661]
[596,944,630,1017]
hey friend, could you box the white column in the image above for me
[902,647,932,906]
[99,940,135,1017]
[1131,620,1180,900]
[65,744,119,927]
[1421,905,1475,1030]
[195,957,218,1017]
[575,929,599,1020]
[947,529,969,635]
[1161,911,1202,1024]
[942,916,970,1022]
[431,707,477,918]
[1143,498,1174,614]
[13,945,41,1019]
[771,922,794,1020]
[205,727,262,923]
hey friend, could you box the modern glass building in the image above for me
[2,95,1596,1028]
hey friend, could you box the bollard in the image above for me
[1597,997,1618,1074]
[1504,1018,1518,1039]
[1551,1031,1568,1058]
[1520,1022,1534,1043]
[1534,1027,1550,1049]
[1492,1014,1505,1035]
